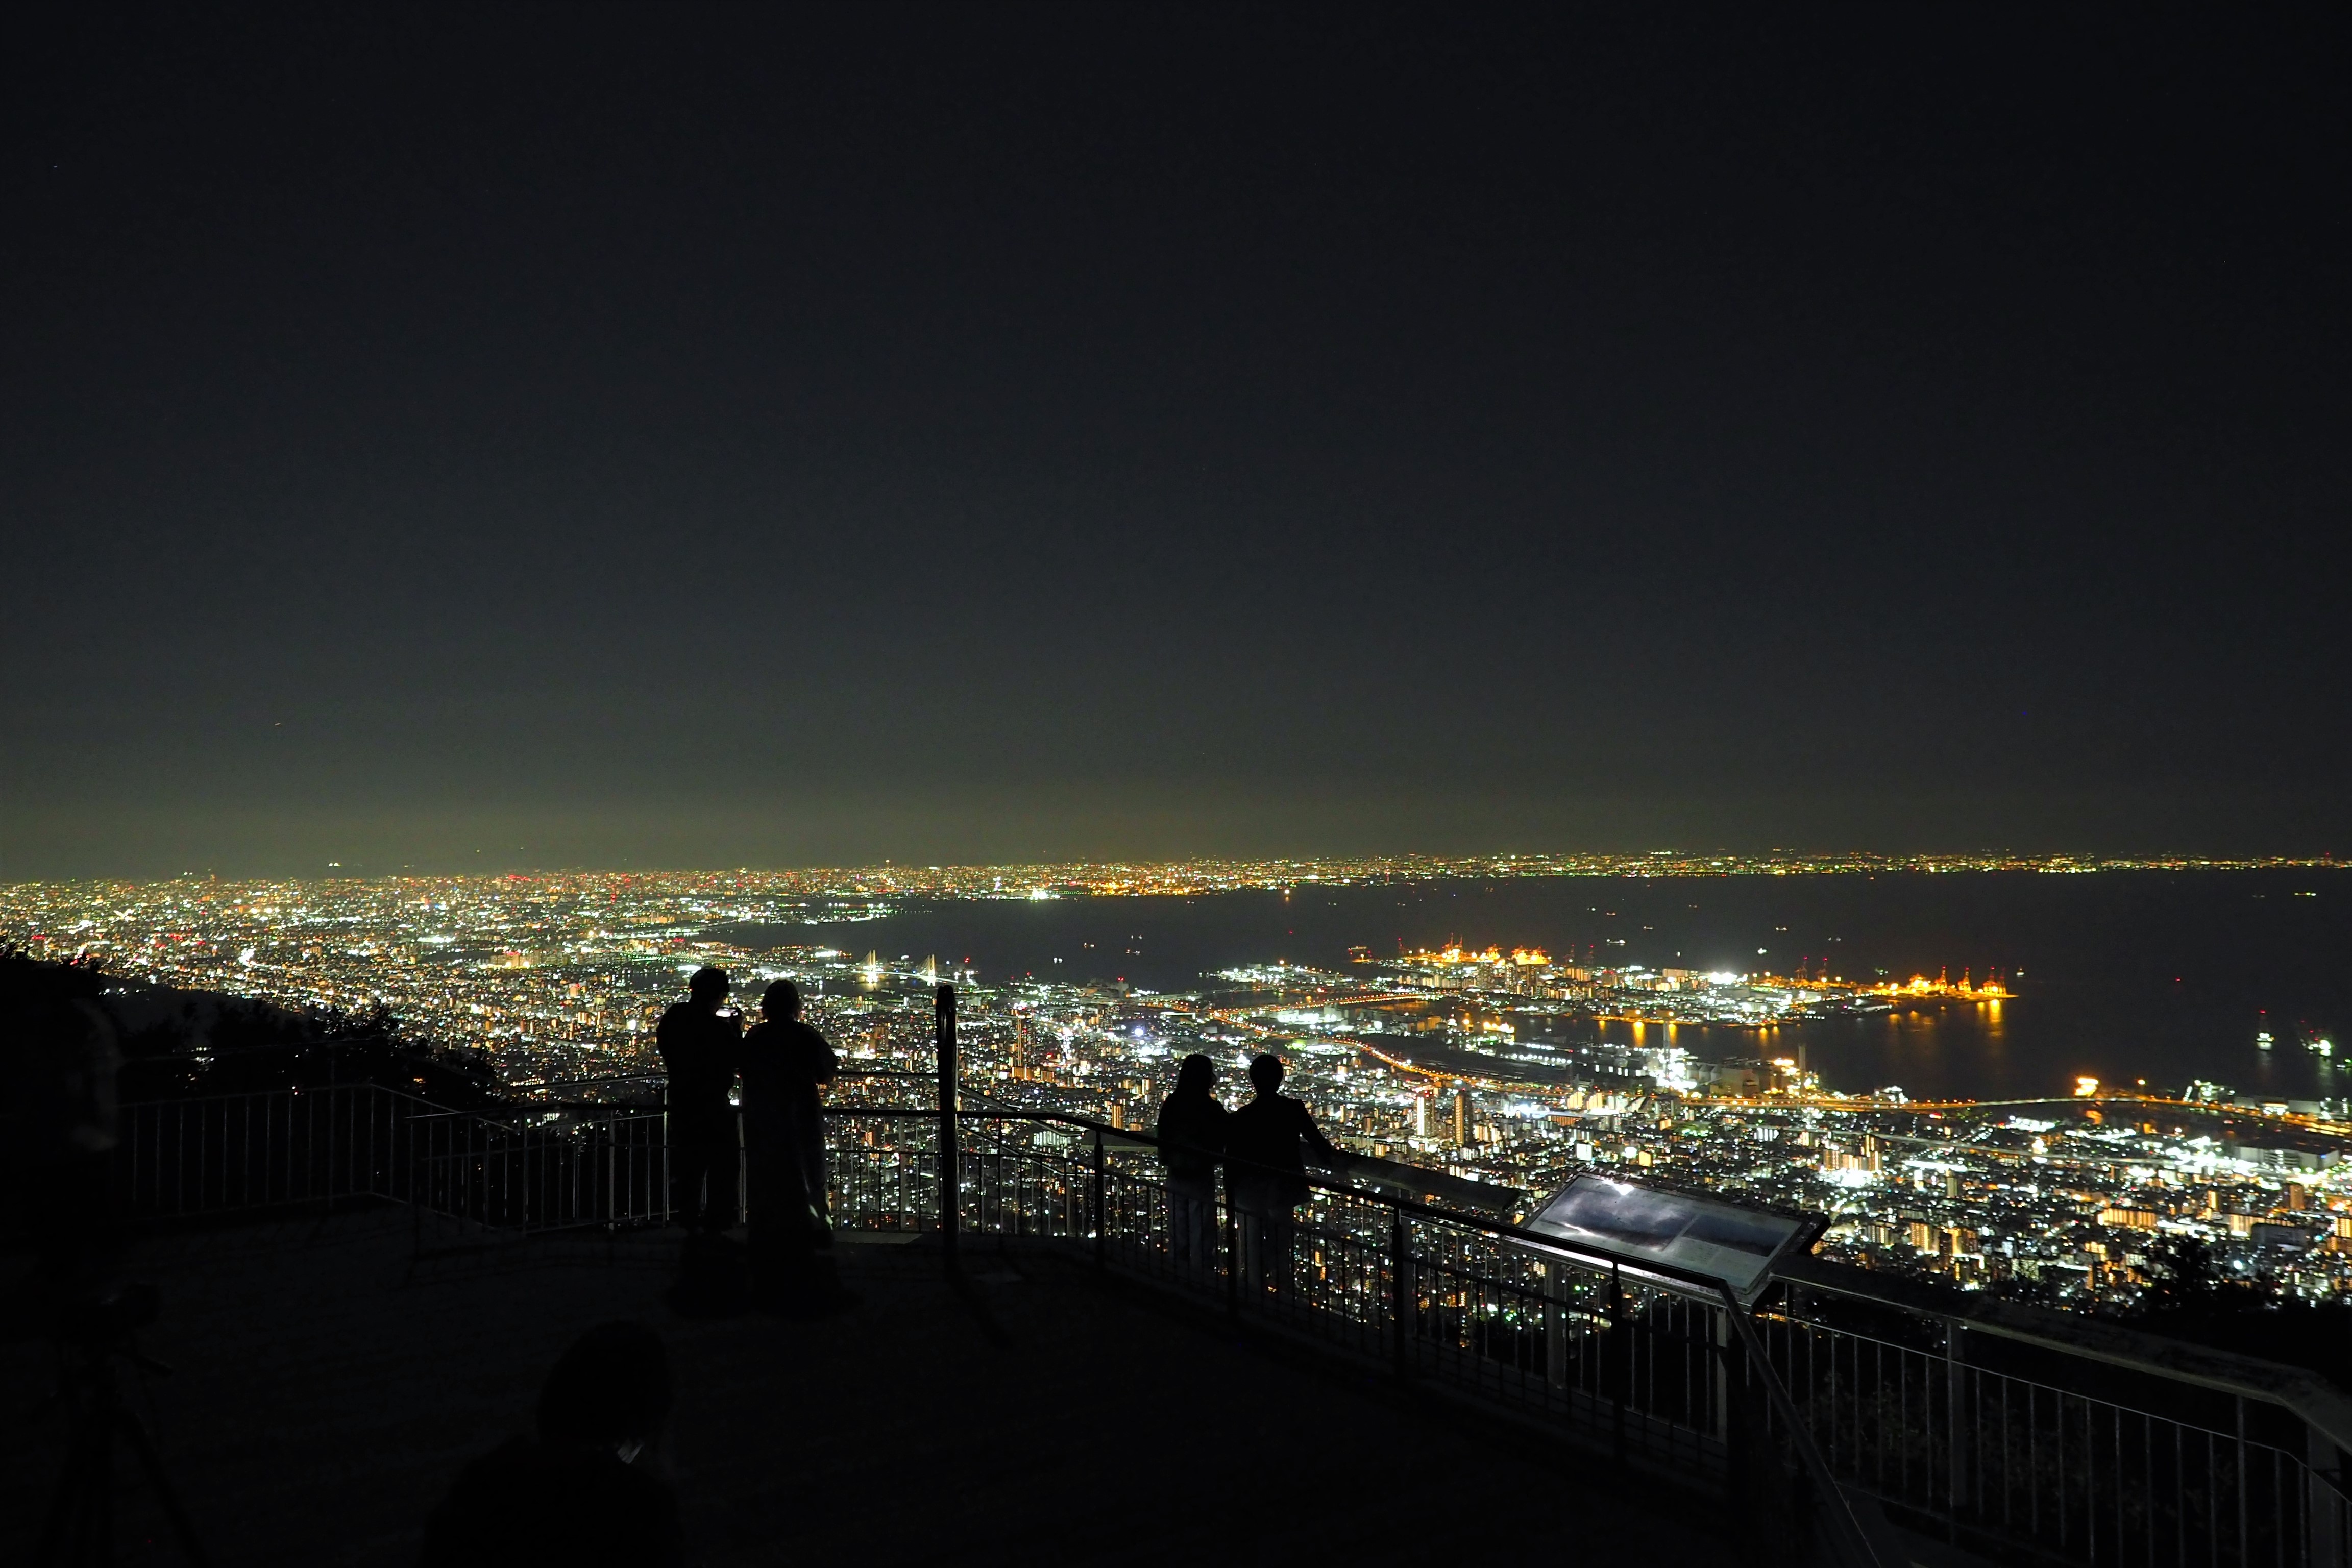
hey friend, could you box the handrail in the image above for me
[123,1080,2341,1423]
[857,1098,2351,1564]
[1780,1251,2352,1462]
[508,1066,937,1093]
[969,1102,2352,1465]
[129,1082,452,1114]
[509,1072,665,1090]
[1718,1282,1886,1568]
[478,1091,1823,1307]
[110,1081,2351,1416]
[924,1105,1758,1303]
[888,1098,1874,1552]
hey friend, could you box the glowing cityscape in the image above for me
[7,857,2351,1314]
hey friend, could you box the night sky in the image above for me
[6,7,2347,878]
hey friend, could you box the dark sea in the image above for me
[717,871,2352,1104]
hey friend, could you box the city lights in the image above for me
[8,855,2352,1314]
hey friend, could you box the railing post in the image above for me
[2237,1396,2251,1568]
[1390,1208,1412,1377]
[1224,1176,1240,1316]
[1721,1304,1753,1515]
[1546,1259,1570,1391]
[1944,1320,1969,1529]
[1712,1297,1732,1442]
[1091,1126,1107,1268]
[936,984,958,1265]
[324,1057,338,1215]
[658,1100,671,1228]
[1607,1261,1627,1464]
[1723,1290,1889,1568]
[2309,1418,2342,1567]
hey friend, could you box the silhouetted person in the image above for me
[740,979,841,1313]
[1155,1053,1228,1271]
[657,967,743,1233]
[8,984,122,1292]
[1226,1053,1352,1296]
[419,1320,684,1566]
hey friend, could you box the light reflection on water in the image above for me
[716,870,2352,1102]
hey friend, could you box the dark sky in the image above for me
[5,6,2348,878]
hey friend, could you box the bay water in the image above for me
[719,871,2352,1102]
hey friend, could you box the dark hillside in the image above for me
[0,949,502,1110]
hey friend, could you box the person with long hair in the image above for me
[1155,1053,1228,1272]
[740,979,842,1315]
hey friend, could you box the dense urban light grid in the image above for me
[10,857,2349,1316]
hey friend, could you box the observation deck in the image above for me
[9,985,2351,1567]
[2,1208,1724,1565]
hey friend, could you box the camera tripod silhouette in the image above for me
[36,1327,211,1566]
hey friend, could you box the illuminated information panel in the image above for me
[1524,1174,1819,1303]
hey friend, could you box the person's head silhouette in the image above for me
[1248,1053,1285,1097]
[419,1320,684,1563]
[762,979,801,1021]
[688,967,729,1009]
[536,1321,671,1462]
[1173,1052,1216,1099]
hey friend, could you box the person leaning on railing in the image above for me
[1155,1053,1229,1270]
[1225,1053,1355,1295]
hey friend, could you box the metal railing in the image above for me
[81,985,2352,1568]
[115,1084,672,1235]
[1759,1275,2352,1568]
[807,1098,1873,1561]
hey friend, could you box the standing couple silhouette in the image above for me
[656,967,841,1314]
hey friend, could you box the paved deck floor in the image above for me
[3,1207,1728,1565]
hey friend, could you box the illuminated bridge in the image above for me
[8,988,2350,1567]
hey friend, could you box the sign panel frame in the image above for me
[1521,1172,1823,1304]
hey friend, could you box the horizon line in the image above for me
[5,848,2345,892]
